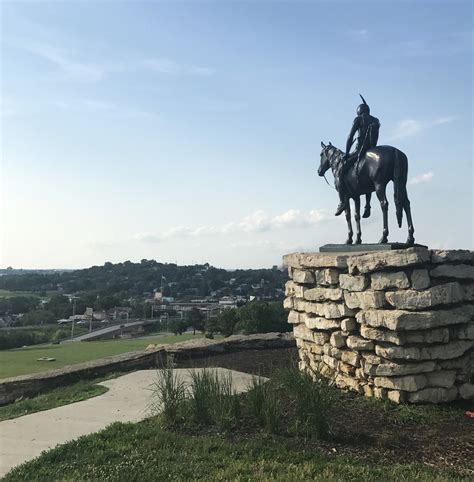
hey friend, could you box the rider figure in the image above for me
[335,95,380,216]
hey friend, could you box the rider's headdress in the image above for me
[357,94,370,115]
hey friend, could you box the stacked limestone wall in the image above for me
[283,247,474,403]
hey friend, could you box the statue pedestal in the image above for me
[319,243,427,253]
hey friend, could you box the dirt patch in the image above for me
[176,347,474,477]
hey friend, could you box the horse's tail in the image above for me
[393,149,408,228]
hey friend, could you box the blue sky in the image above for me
[1,1,472,269]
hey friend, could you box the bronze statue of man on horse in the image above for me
[318,95,415,246]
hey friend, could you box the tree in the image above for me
[186,308,205,335]
[236,301,289,334]
[216,309,239,337]
[168,318,188,335]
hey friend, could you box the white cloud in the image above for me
[409,172,434,185]
[388,119,422,140]
[25,42,103,82]
[348,29,369,41]
[142,58,214,76]
[133,208,330,243]
[388,116,457,140]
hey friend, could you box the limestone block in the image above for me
[439,354,471,370]
[385,282,464,310]
[451,323,474,340]
[430,264,474,280]
[330,346,343,359]
[293,323,315,343]
[283,297,294,310]
[283,252,348,269]
[408,387,458,403]
[419,340,472,360]
[340,350,361,367]
[362,361,377,376]
[357,306,472,331]
[287,266,294,278]
[315,268,340,286]
[426,370,456,388]
[344,291,386,310]
[373,387,387,399]
[347,335,374,351]
[371,271,410,290]
[374,374,427,392]
[339,361,356,375]
[307,343,324,355]
[361,353,383,365]
[304,287,343,302]
[347,247,429,274]
[375,360,436,376]
[339,274,368,292]
[303,315,341,331]
[341,317,357,332]
[411,269,430,290]
[459,383,474,400]
[330,331,346,349]
[430,249,474,264]
[335,373,363,393]
[322,355,339,371]
[376,340,472,361]
[362,384,374,398]
[285,280,305,298]
[360,324,449,346]
[287,310,301,324]
[319,363,334,378]
[463,283,474,301]
[354,367,366,380]
[387,390,407,404]
[294,299,355,319]
[323,343,331,356]
[292,268,316,284]
[375,344,421,361]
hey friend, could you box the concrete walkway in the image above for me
[0,368,259,477]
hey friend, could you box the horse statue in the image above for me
[318,142,415,245]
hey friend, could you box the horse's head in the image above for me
[318,141,333,176]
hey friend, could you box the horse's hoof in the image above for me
[355,238,362,245]
[362,208,371,219]
[345,239,353,245]
[406,237,415,246]
[379,237,388,244]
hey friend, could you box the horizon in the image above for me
[1,1,473,270]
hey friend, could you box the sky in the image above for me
[1,0,472,270]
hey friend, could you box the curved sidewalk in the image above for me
[0,368,259,477]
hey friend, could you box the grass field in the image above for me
[3,421,460,481]
[0,333,202,379]
[0,290,56,298]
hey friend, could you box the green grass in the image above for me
[3,421,462,481]
[0,290,55,298]
[0,333,203,379]
[0,379,109,421]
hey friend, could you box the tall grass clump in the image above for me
[278,365,336,439]
[188,368,240,429]
[246,376,281,433]
[149,359,187,427]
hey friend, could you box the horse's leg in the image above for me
[376,184,389,244]
[354,196,362,244]
[345,200,353,245]
[404,195,415,245]
[363,193,371,218]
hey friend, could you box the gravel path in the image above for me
[0,368,258,477]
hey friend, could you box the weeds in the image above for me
[246,376,281,433]
[277,364,336,439]
[149,358,187,427]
